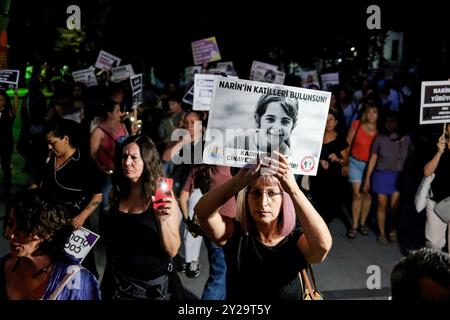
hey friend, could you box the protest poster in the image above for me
[299,70,320,89]
[0,70,20,89]
[320,73,339,91]
[185,66,202,85]
[64,227,100,263]
[193,74,217,111]
[72,68,98,87]
[203,77,331,175]
[420,80,450,124]
[95,50,122,71]
[249,61,285,84]
[182,85,194,105]
[130,74,143,109]
[111,64,135,82]
[191,36,222,66]
[216,61,238,76]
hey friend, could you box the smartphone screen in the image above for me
[153,177,173,210]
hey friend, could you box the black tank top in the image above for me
[106,208,169,280]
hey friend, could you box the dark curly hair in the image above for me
[3,189,74,259]
[111,135,165,206]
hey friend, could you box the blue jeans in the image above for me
[201,237,226,300]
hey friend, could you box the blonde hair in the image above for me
[235,175,296,237]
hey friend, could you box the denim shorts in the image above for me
[348,156,367,183]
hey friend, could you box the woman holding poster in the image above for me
[195,151,332,300]
[227,95,298,157]
[0,189,101,300]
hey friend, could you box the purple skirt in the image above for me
[371,170,400,195]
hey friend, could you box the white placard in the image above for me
[72,68,98,87]
[249,61,285,84]
[320,73,339,91]
[64,227,100,263]
[420,80,450,124]
[203,77,331,175]
[111,64,135,82]
[0,70,20,89]
[95,50,122,71]
[193,74,217,111]
[130,74,143,109]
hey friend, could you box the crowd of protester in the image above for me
[0,58,449,300]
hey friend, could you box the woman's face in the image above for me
[122,142,144,183]
[366,107,379,124]
[46,132,69,157]
[108,104,123,123]
[168,101,182,113]
[247,184,283,225]
[325,113,338,131]
[184,113,201,139]
[259,102,294,143]
[384,117,398,133]
[4,209,42,258]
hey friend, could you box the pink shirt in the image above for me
[97,123,128,171]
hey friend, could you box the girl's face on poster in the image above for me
[259,102,294,143]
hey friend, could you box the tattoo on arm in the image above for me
[87,201,101,209]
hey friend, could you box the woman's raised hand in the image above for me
[261,151,297,191]
[152,191,178,222]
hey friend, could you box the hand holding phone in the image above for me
[153,177,173,210]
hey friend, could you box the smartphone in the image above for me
[153,177,173,210]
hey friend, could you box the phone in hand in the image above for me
[153,177,173,210]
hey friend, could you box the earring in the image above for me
[9,233,15,240]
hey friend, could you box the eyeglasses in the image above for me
[248,189,282,200]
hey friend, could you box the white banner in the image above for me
[249,61,285,84]
[299,70,320,89]
[203,77,331,175]
[111,64,135,82]
[72,68,98,87]
[95,50,122,71]
[193,74,217,111]
[320,73,339,91]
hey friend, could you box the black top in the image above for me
[105,208,169,280]
[224,221,307,301]
[317,134,348,178]
[431,149,450,203]
[36,149,103,216]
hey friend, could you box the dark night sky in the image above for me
[7,0,450,81]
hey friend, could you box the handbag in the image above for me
[434,196,450,223]
[300,264,323,300]
[414,173,435,213]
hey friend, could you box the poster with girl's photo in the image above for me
[203,77,331,175]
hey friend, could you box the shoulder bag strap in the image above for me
[308,264,320,293]
[300,267,314,299]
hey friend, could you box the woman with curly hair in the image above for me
[0,188,101,300]
[101,135,181,300]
